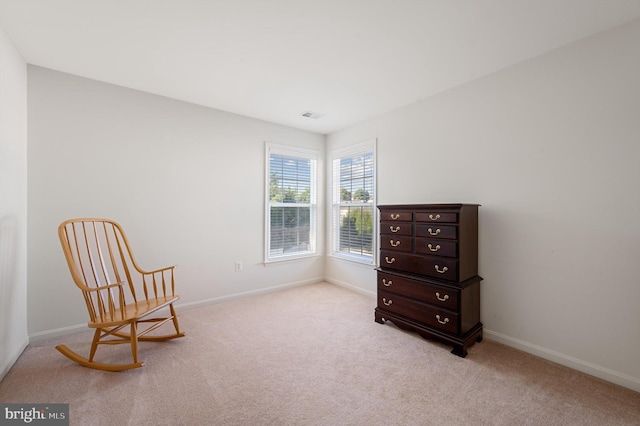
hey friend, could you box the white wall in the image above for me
[0,25,28,380]
[326,20,640,392]
[15,16,640,394]
[27,66,325,337]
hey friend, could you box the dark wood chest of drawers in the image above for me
[375,204,483,357]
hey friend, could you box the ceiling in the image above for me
[1,1,640,135]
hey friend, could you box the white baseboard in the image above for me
[484,329,640,393]
[325,277,376,298]
[328,281,640,393]
[0,337,28,382]
[26,278,326,343]
[23,281,638,394]
[177,277,325,311]
[28,323,88,343]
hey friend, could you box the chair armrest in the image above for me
[144,265,175,274]
[136,265,176,275]
[85,281,125,292]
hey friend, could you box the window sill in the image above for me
[264,253,322,266]
[329,252,376,267]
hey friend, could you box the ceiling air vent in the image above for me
[301,110,325,119]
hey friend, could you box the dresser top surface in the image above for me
[378,203,480,210]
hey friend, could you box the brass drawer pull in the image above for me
[390,213,400,220]
[428,228,440,236]
[429,214,441,220]
[390,240,401,247]
[435,265,448,274]
[428,244,440,252]
[383,298,393,306]
[382,279,392,287]
[390,226,400,233]
[385,257,396,264]
[435,292,449,302]
[436,314,449,325]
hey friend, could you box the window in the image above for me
[265,144,318,262]
[331,139,376,264]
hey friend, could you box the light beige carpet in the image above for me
[1,282,638,425]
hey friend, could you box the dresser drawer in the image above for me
[414,238,457,258]
[415,212,458,223]
[380,250,458,281]
[380,235,412,252]
[377,271,458,311]
[378,290,459,334]
[415,224,457,240]
[380,211,413,221]
[380,221,413,236]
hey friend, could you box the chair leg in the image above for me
[89,328,101,362]
[130,322,139,364]
[170,304,181,334]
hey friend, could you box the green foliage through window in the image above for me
[332,142,376,261]
[267,149,317,260]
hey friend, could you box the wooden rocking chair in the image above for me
[56,218,185,371]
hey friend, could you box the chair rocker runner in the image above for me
[57,218,185,371]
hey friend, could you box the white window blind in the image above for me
[265,143,318,262]
[331,139,376,263]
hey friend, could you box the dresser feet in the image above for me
[451,345,468,358]
[450,325,483,357]
[375,308,483,358]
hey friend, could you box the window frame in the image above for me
[264,143,319,263]
[329,139,377,265]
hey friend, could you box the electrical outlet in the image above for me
[234,261,243,272]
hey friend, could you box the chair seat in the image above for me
[89,295,181,328]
